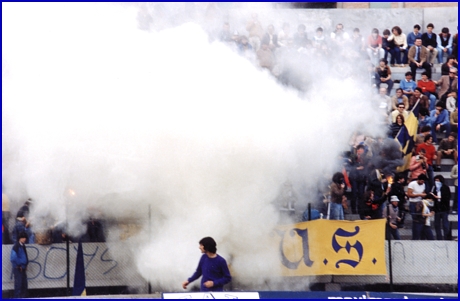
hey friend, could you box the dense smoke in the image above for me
[3,2,387,291]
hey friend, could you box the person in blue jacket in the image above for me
[182,237,231,292]
[10,232,29,298]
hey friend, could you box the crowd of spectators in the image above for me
[217,19,457,241]
[2,194,106,246]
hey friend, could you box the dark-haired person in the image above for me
[261,24,279,51]
[10,232,29,298]
[435,132,457,170]
[416,134,437,192]
[429,102,451,144]
[406,174,427,219]
[389,173,407,213]
[441,55,458,76]
[437,27,453,64]
[387,26,408,66]
[407,24,422,48]
[421,23,438,65]
[409,148,427,182]
[409,87,430,111]
[428,175,451,240]
[293,24,308,49]
[182,237,231,292]
[417,71,437,111]
[408,37,431,81]
[390,101,409,124]
[400,71,417,98]
[329,172,347,220]
[417,108,432,134]
[375,59,393,95]
[382,29,392,63]
[391,88,409,111]
[389,114,405,138]
[349,145,369,216]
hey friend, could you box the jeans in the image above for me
[437,47,452,64]
[375,76,394,95]
[434,211,450,240]
[329,202,344,220]
[13,267,28,298]
[424,165,434,193]
[409,62,432,81]
[431,123,451,144]
[389,47,408,64]
[425,93,437,111]
[412,223,435,240]
[351,179,366,214]
[386,225,401,240]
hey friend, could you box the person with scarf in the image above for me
[10,232,29,298]
[382,196,402,240]
[428,175,451,240]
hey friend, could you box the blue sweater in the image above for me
[188,254,231,292]
[10,242,28,269]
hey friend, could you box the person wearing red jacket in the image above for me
[417,71,438,111]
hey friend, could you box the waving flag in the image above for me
[72,239,86,296]
[395,99,420,172]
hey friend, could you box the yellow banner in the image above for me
[272,219,386,276]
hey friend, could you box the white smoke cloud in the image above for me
[2,2,385,292]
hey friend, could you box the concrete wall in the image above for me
[229,7,458,41]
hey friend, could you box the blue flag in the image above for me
[72,240,86,296]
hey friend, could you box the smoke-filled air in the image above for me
[3,2,389,291]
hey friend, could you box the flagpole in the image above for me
[148,204,152,295]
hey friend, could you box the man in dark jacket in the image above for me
[429,175,451,240]
[10,232,29,298]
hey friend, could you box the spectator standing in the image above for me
[182,237,231,292]
[428,175,451,240]
[10,232,29,298]
[349,145,369,215]
[2,192,12,244]
[450,164,458,214]
[437,27,453,64]
[329,172,347,220]
[406,174,427,239]
[360,189,380,220]
[12,212,33,244]
[387,26,408,66]
[421,23,439,65]
[382,195,402,240]
[408,37,432,81]
[409,148,427,182]
[416,134,437,192]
